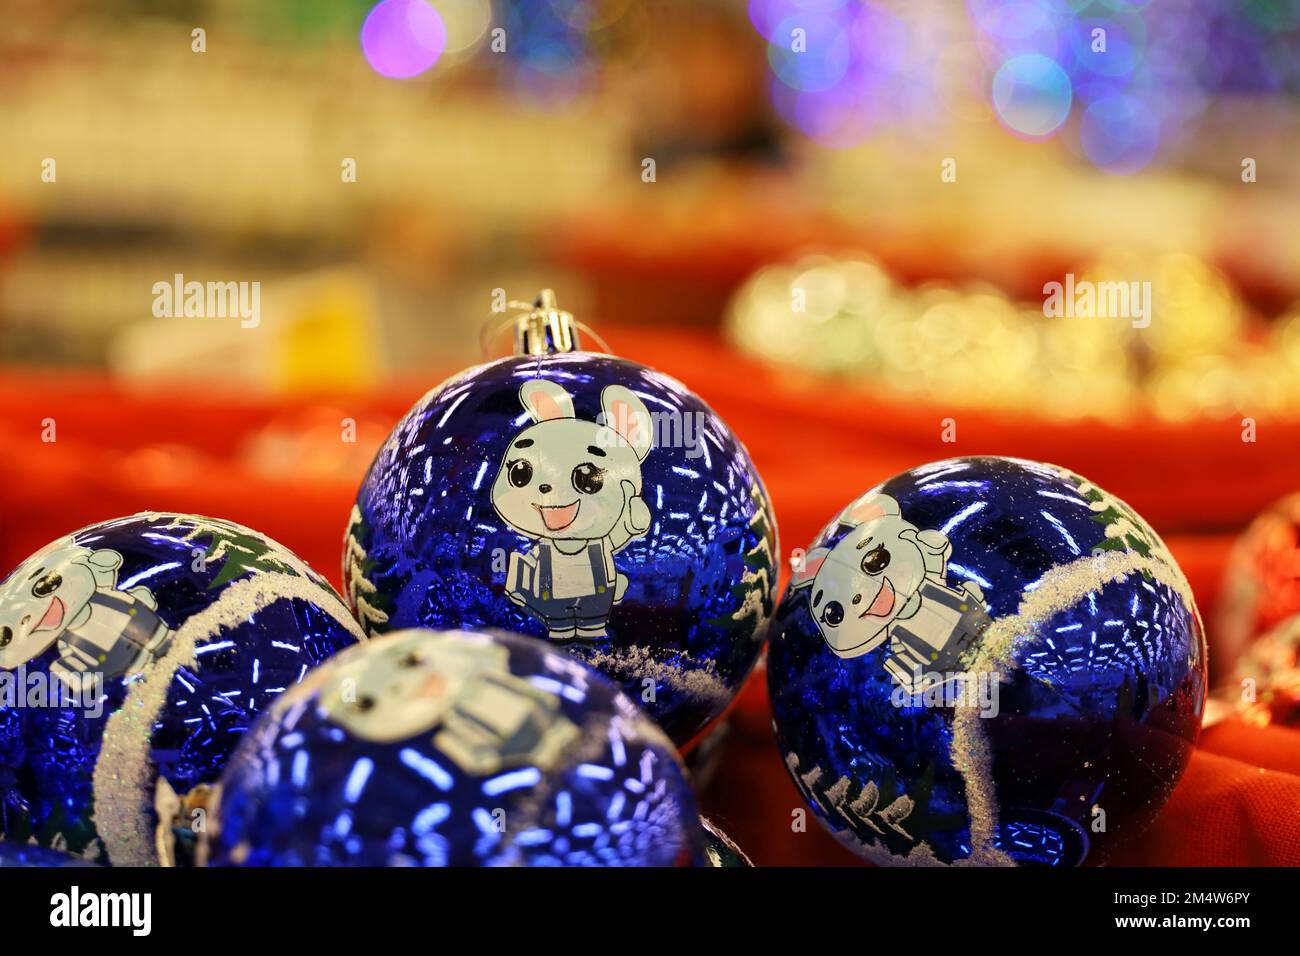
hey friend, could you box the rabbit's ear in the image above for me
[520,380,575,422]
[839,492,899,527]
[790,548,830,589]
[601,386,653,461]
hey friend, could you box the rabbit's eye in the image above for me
[822,601,844,627]
[572,463,605,495]
[508,460,533,488]
[861,545,890,575]
[32,572,62,598]
[356,695,376,712]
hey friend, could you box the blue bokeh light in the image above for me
[992,52,1073,138]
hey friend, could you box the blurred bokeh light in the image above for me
[0,0,1296,428]
[361,0,447,78]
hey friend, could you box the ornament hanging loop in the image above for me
[480,289,610,358]
[513,289,583,356]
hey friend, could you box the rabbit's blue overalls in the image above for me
[882,579,989,693]
[523,541,617,632]
[54,589,174,686]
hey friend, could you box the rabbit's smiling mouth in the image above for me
[859,578,895,618]
[533,500,580,532]
[36,596,65,633]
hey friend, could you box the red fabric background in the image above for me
[2,328,1298,866]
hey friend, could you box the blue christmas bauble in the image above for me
[0,513,363,866]
[0,840,94,867]
[345,333,778,745]
[768,457,1206,867]
[207,628,706,866]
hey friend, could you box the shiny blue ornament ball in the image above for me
[0,513,363,866]
[208,628,707,866]
[768,457,1206,867]
[345,352,778,745]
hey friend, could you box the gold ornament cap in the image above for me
[513,289,583,356]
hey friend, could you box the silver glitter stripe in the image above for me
[91,571,366,867]
[576,644,731,706]
[949,547,1199,866]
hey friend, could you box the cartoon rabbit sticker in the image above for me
[491,379,653,641]
[790,492,990,693]
[315,631,580,775]
[0,538,174,696]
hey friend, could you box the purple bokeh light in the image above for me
[1080,93,1161,173]
[968,0,1073,61]
[758,0,931,145]
[1070,14,1144,79]
[752,0,1300,166]
[769,76,878,149]
[361,0,447,79]
[768,12,855,92]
